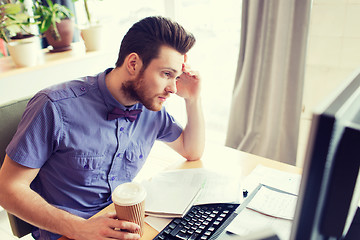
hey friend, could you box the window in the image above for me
[76,0,241,144]
[174,0,241,144]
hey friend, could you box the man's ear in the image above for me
[126,53,143,76]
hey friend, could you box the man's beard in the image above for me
[121,72,163,111]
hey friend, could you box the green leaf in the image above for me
[6,24,21,34]
[46,0,54,8]
[3,3,22,15]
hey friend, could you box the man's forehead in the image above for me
[155,46,184,72]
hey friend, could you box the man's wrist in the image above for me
[184,96,202,105]
[61,215,86,239]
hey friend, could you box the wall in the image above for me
[297,0,360,166]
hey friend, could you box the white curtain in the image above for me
[225,0,311,165]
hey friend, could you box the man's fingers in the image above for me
[103,212,118,219]
[103,218,141,240]
[109,229,140,240]
[100,212,140,231]
[108,218,140,232]
[181,63,199,79]
[106,228,140,240]
[182,63,191,73]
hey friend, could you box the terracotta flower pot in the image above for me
[44,18,74,52]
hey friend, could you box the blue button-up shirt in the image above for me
[7,68,183,219]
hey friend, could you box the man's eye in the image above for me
[163,72,171,78]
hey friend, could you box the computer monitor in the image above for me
[290,69,360,240]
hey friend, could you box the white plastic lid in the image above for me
[112,182,147,206]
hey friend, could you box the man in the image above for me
[0,16,204,240]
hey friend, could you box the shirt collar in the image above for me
[98,68,143,111]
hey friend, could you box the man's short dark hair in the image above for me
[115,16,196,69]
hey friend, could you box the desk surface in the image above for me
[59,141,301,240]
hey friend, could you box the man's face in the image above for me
[123,46,184,111]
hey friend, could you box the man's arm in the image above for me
[0,155,140,240]
[166,64,205,161]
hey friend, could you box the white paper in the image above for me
[246,186,298,220]
[143,168,242,231]
[145,216,172,232]
[243,164,301,197]
[143,169,205,217]
[226,208,292,240]
[193,169,242,204]
[143,168,242,218]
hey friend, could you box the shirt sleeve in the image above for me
[6,93,62,169]
[156,108,183,142]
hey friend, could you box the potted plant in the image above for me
[0,1,40,67]
[73,0,103,51]
[33,0,74,52]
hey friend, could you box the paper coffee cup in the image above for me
[112,182,147,236]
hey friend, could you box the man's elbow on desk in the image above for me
[185,151,203,161]
[183,141,205,161]
[168,145,204,161]
[179,146,204,161]
[165,134,204,161]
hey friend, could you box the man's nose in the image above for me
[166,79,177,94]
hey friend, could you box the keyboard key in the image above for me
[213,221,220,225]
[170,225,183,236]
[158,234,165,240]
[195,229,202,234]
[189,233,199,240]
[176,231,189,240]
[169,223,177,229]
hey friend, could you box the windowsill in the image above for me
[0,42,115,78]
[0,42,117,105]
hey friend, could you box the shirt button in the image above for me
[119,127,124,131]
[116,153,121,158]
[139,154,143,159]
[111,177,115,181]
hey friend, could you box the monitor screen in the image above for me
[290,69,360,240]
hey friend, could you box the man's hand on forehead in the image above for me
[182,63,196,78]
[176,55,201,100]
[181,55,196,77]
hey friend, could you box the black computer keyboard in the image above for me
[153,203,240,240]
